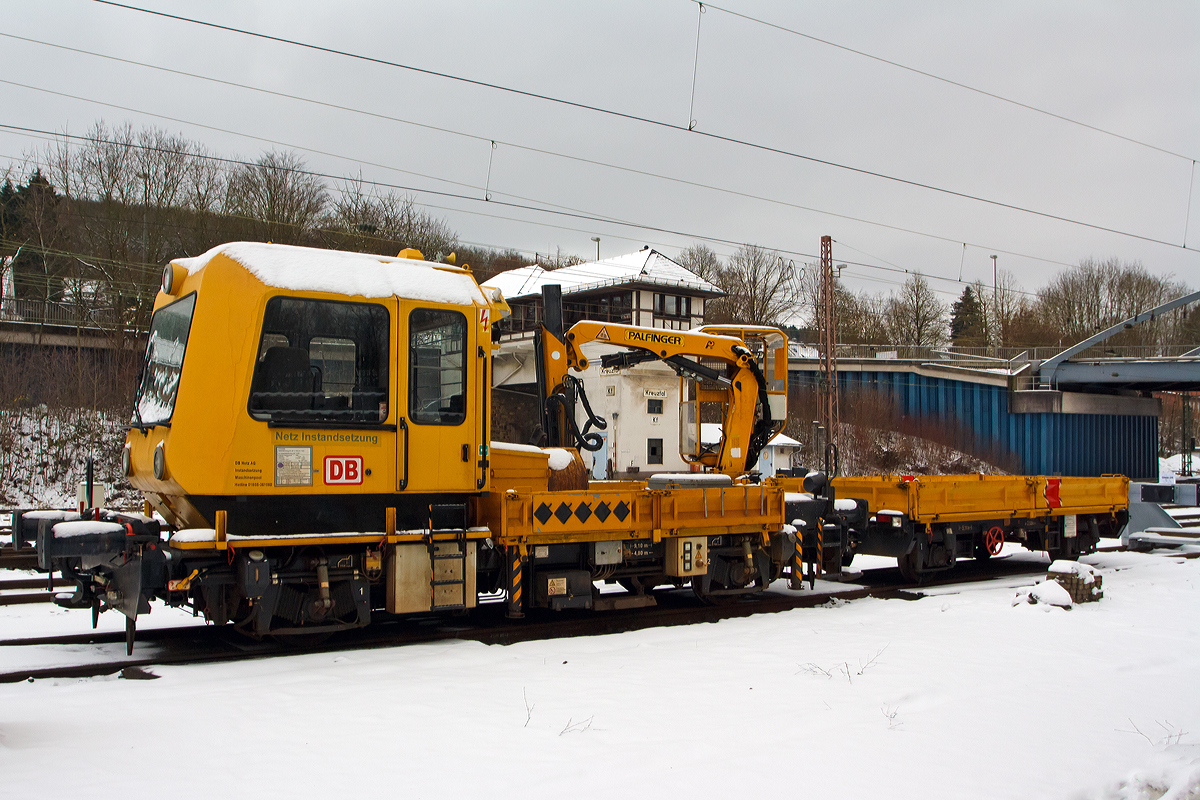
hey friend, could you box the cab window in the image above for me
[410,308,466,425]
[249,297,389,425]
[135,292,197,425]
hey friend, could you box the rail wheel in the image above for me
[897,551,924,584]
[977,527,1005,559]
[690,576,739,606]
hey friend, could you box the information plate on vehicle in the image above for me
[275,446,312,487]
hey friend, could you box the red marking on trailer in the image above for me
[1045,478,1062,509]
[324,456,363,485]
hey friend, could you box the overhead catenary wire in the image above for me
[0,133,681,268]
[6,76,1186,308]
[0,126,1145,311]
[834,240,1041,300]
[0,100,1103,282]
[0,79,637,234]
[0,123,1131,302]
[691,0,1198,164]
[0,111,1089,284]
[4,28,1195,281]
[0,32,1098,269]
[83,0,1198,253]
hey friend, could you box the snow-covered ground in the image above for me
[1160,453,1200,483]
[2,546,1198,799]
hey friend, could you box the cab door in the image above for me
[399,305,479,494]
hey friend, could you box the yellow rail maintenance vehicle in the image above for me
[32,243,848,651]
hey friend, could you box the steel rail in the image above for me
[0,558,1052,684]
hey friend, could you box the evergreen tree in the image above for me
[0,179,18,242]
[950,285,986,347]
[10,169,69,302]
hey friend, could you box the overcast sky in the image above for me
[1,0,1197,302]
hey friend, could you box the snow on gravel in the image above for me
[2,547,1198,799]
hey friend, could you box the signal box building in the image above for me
[483,248,722,479]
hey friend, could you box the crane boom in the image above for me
[534,292,788,475]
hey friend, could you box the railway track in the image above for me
[0,575,65,606]
[0,556,1051,684]
[0,547,39,572]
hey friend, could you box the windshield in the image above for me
[134,292,196,425]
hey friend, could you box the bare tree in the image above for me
[536,246,585,270]
[177,142,228,256]
[973,274,1016,351]
[709,244,798,326]
[677,242,723,283]
[44,122,224,343]
[841,290,891,345]
[795,264,887,345]
[325,176,457,258]
[1036,258,1190,350]
[226,150,327,245]
[885,273,948,347]
[677,242,733,322]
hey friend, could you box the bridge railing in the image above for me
[790,343,1199,364]
[0,296,127,332]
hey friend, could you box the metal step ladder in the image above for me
[428,503,468,611]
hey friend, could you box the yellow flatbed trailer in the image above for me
[824,474,1129,581]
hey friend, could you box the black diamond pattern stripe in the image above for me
[534,498,630,526]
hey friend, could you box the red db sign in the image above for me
[324,456,363,485]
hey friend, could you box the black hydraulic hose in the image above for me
[570,375,608,436]
[740,348,774,471]
[544,392,605,452]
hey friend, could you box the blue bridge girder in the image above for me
[790,358,1166,481]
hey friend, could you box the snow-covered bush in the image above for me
[0,407,137,508]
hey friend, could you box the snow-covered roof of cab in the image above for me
[174,242,487,305]
[482,248,722,301]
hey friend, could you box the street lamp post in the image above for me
[991,254,999,357]
[590,237,600,260]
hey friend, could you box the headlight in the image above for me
[122,443,132,477]
[153,442,166,480]
[161,263,184,295]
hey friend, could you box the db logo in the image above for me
[324,456,363,485]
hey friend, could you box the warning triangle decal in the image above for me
[597,326,610,341]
